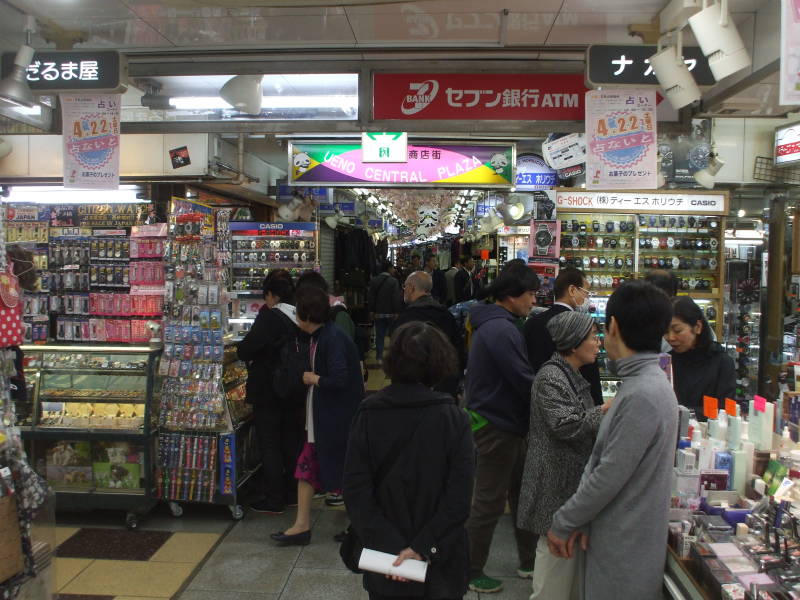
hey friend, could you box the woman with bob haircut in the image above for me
[343,322,475,600]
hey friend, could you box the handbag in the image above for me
[339,409,425,573]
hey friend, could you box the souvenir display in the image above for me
[156,433,218,503]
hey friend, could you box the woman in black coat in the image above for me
[271,286,364,546]
[343,322,475,600]
[236,271,304,514]
[666,296,736,416]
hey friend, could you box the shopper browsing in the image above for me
[444,257,461,306]
[523,267,603,404]
[343,322,474,600]
[368,260,403,363]
[454,256,476,304]
[547,281,677,600]
[237,271,304,515]
[270,286,364,546]
[518,311,609,600]
[666,296,735,416]
[464,266,539,594]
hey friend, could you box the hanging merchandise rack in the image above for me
[156,200,257,521]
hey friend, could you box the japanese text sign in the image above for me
[585,90,658,190]
[1,50,125,93]
[373,73,586,120]
[289,141,515,187]
[586,44,714,87]
[61,94,121,190]
[775,121,800,166]
[362,132,408,162]
[555,190,727,215]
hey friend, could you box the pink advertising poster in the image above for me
[585,90,658,190]
[61,94,121,190]
[781,0,800,105]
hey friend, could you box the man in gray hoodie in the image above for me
[464,263,539,594]
[547,280,676,600]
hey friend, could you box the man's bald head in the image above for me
[404,270,432,303]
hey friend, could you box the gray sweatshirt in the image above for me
[550,353,678,600]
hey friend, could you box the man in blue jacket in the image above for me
[465,263,539,594]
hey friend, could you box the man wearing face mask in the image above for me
[523,268,603,406]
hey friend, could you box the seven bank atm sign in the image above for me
[361,132,408,163]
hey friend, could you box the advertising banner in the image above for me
[775,121,800,166]
[585,90,657,190]
[515,154,557,191]
[555,190,727,215]
[781,0,800,106]
[61,94,121,190]
[373,73,586,120]
[289,142,514,187]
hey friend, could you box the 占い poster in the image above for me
[585,90,657,190]
[61,94,121,190]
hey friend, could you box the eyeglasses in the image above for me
[576,286,591,295]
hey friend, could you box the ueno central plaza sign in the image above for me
[373,73,587,120]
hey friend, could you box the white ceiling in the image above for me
[0,0,769,54]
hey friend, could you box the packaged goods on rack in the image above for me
[156,433,218,503]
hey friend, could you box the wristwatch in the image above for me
[592,220,600,232]
[609,238,618,249]
[535,224,553,255]
[667,237,675,248]
[671,257,680,269]
[605,221,615,233]
[619,238,628,249]
[596,237,604,248]
[709,238,719,250]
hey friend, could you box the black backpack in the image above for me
[272,311,311,405]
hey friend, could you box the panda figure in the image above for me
[293,152,312,174]
[489,152,509,174]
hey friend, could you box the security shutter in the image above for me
[319,224,336,287]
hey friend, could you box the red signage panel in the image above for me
[373,73,587,120]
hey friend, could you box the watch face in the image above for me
[688,217,697,228]
[706,307,717,320]
[671,257,680,269]
[599,257,607,267]
[535,230,552,246]
[638,239,646,249]
[614,258,623,269]
[678,217,686,228]
[659,216,667,227]
[649,216,657,227]
[626,257,634,267]
[580,223,587,232]
[659,238,667,249]
[639,216,646,226]
[709,258,718,269]
[592,221,600,232]
[696,239,703,248]
[606,222,614,233]
[559,256,567,267]
[588,236,596,248]
[592,276,600,287]
[619,238,628,249]
[681,238,691,250]
[645,239,652,249]
[596,237,604,248]
[583,257,591,268]
[658,143,674,168]
[657,258,665,268]
[667,237,675,248]
[669,217,677,228]
[561,221,569,231]
[709,238,719,250]
[651,237,659,249]
[572,220,579,232]
[609,238,618,248]
[591,256,599,266]
[688,142,711,170]
[571,236,580,247]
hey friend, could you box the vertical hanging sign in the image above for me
[61,94,121,190]
[585,90,657,190]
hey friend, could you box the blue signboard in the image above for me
[515,154,557,191]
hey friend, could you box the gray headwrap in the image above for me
[546,310,595,351]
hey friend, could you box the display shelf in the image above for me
[19,345,161,528]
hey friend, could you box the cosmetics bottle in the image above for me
[717,409,729,445]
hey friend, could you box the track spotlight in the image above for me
[649,29,702,110]
[693,148,725,189]
[0,16,37,108]
[688,0,751,81]
[220,75,264,115]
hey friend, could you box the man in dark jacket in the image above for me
[454,256,476,304]
[523,267,603,405]
[368,260,403,362]
[392,271,464,395]
[424,254,447,304]
[237,272,304,514]
[464,266,539,594]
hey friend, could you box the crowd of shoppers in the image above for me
[238,256,735,600]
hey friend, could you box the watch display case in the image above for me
[19,345,161,528]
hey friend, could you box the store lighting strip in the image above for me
[169,95,358,111]
[2,185,150,204]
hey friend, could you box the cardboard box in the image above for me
[0,496,25,584]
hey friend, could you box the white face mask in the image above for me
[574,297,591,313]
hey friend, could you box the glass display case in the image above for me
[19,345,161,529]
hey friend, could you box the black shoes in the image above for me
[270,530,312,546]
[250,500,285,515]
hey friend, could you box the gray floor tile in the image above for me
[484,515,533,578]
[180,591,279,600]
[279,567,368,600]
[188,540,301,594]
[294,510,350,570]
[224,509,322,543]
[495,575,532,597]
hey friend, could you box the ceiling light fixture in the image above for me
[3,185,147,204]
[649,29,702,110]
[220,75,264,115]
[693,147,725,188]
[0,15,37,108]
[687,0,751,81]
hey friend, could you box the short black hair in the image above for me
[295,286,330,324]
[478,263,540,301]
[645,269,679,298]
[297,270,329,294]
[554,268,587,299]
[605,280,673,353]
[380,259,393,272]
[383,321,458,387]
[672,296,713,351]
[263,270,295,303]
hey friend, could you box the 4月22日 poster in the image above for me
[585,90,658,191]
[61,94,121,190]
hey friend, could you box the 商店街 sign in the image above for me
[288,141,515,187]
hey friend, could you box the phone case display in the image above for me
[19,345,161,528]
[157,208,252,519]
